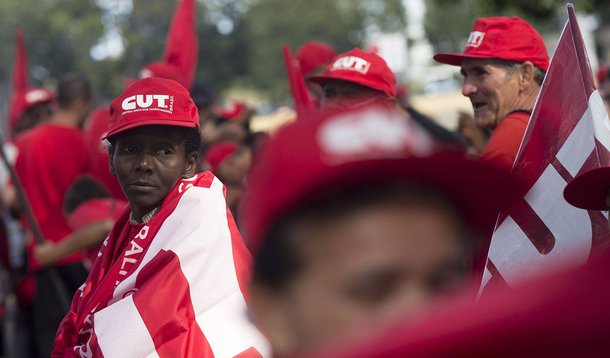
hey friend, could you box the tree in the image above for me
[240,0,406,101]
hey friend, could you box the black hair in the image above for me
[251,181,468,290]
[56,72,93,109]
[107,126,202,160]
[63,176,110,214]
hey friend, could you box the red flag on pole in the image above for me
[8,29,29,136]
[282,45,316,118]
[481,4,610,292]
[164,0,198,90]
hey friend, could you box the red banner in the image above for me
[282,45,316,118]
[164,0,198,90]
[8,29,28,134]
[481,5,610,292]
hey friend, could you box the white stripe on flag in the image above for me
[95,295,160,358]
[590,90,610,151]
[556,102,595,177]
[172,178,269,357]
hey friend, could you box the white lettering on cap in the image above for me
[121,94,173,114]
[466,31,485,48]
[330,56,372,75]
[318,107,433,165]
[25,89,50,104]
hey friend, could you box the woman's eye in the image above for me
[120,146,136,153]
[158,148,172,156]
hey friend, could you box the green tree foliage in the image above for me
[241,0,405,101]
[0,0,104,113]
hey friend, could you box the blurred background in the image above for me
[0,0,609,129]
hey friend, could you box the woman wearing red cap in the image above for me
[52,78,268,357]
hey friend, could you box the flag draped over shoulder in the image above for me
[481,5,610,292]
[164,0,198,90]
[52,172,269,357]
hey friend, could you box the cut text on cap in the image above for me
[330,56,372,75]
[121,94,174,115]
[466,31,485,48]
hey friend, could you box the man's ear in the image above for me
[183,152,199,178]
[518,61,536,92]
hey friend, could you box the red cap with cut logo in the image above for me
[309,48,397,98]
[434,17,549,72]
[105,77,199,140]
[243,104,524,255]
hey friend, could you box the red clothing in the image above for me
[84,107,126,200]
[68,198,128,264]
[53,173,268,357]
[14,123,88,269]
[480,111,530,170]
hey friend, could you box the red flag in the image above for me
[481,4,610,292]
[164,0,198,89]
[8,29,29,136]
[282,45,316,118]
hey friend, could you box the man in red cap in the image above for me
[310,48,397,110]
[244,104,522,355]
[10,87,55,138]
[52,77,268,357]
[434,17,550,169]
[295,41,336,101]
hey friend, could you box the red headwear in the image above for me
[243,104,523,255]
[309,48,397,98]
[203,141,240,173]
[105,77,199,140]
[434,17,550,72]
[295,41,336,77]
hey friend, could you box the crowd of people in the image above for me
[0,3,609,358]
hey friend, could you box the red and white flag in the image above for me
[481,5,610,292]
[52,172,269,357]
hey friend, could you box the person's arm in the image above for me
[34,219,113,267]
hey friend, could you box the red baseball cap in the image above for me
[295,41,337,77]
[563,166,610,210]
[9,87,55,128]
[105,77,199,140]
[243,104,523,254]
[434,17,550,72]
[203,141,240,173]
[309,48,397,98]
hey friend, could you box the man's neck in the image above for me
[51,110,81,128]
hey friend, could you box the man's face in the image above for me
[320,79,390,110]
[251,200,466,354]
[217,148,252,186]
[110,125,197,221]
[460,58,521,130]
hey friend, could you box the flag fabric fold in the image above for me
[282,45,316,119]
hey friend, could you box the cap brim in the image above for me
[433,52,496,66]
[309,73,395,97]
[563,167,610,211]
[103,119,198,140]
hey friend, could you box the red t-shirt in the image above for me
[84,107,126,200]
[480,111,530,171]
[15,123,89,269]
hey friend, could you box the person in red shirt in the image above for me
[243,104,522,355]
[13,72,94,357]
[434,17,550,170]
[53,77,268,357]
